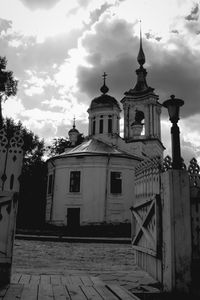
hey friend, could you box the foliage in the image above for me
[46,133,84,156]
[2,118,47,229]
[0,56,17,100]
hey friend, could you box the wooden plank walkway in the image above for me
[0,274,140,300]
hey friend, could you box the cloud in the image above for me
[0,18,12,33]
[74,12,200,120]
[19,0,61,11]
[185,3,199,21]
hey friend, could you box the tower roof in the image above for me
[68,117,79,134]
[124,23,154,97]
[89,73,121,111]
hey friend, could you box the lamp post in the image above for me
[162,95,184,170]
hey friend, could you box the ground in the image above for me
[12,239,160,294]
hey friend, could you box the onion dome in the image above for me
[89,72,121,110]
[68,117,79,146]
[68,117,79,133]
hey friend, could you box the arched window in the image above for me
[99,115,103,134]
[108,115,112,133]
[92,117,96,135]
[131,110,145,136]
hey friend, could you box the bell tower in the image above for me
[121,24,164,156]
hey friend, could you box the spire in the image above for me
[124,22,154,96]
[100,72,109,94]
[137,20,145,67]
[73,116,76,129]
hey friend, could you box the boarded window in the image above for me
[110,172,122,194]
[70,171,81,192]
[48,174,53,195]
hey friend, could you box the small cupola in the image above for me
[87,72,121,137]
[68,117,80,146]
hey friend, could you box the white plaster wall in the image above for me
[47,155,137,226]
[81,157,106,224]
[106,158,135,223]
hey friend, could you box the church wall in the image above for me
[46,155,137,226]
[81,158,107,224]
[106,157,136,223]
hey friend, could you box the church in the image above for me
[45,35,165,229]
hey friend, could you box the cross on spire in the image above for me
[102,72,107,85]
[100,72,109,94]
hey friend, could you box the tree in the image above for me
[3,118,47,229]
[46,133,84,157]
[0,57,18,126]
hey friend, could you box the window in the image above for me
[92,117,96,135]
[70,171,81,192]
[108,115,112,133]
[48,174,53,195]
[110,172,122,194]
[99,115,103,133]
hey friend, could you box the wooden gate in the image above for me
[130,157,162,282]
[0,128,24,285]
[131,155,200,292]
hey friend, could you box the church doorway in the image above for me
[67,208,80,231]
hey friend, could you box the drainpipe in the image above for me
[104,154,110,222]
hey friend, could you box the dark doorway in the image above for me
[67,208,80,232]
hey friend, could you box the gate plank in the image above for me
[50,275,61,285]
[19,274,31,284]
[67,284,87,300]
[107,284,139,300]
[71,275,82,286]
[90,276,104,286]
[40,275,51,285]
[94,285,119,300]
[3,283,23,300]
[52,285,70,300]
[20,284,38,300]
[38,283,53,300]
[29,275,40,285]
[11,274,21,283]
[61,276,72,285]
[80,276,94,286]
[81,285,103,300]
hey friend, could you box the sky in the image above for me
[0,0,200,163]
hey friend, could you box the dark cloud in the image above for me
[145,32,162,41]
[185,3,199,21]
[171,29,179,34]
[185,20,200,35]
[76,17,200,119]
[19,0,61,11]
[0,25,82,84]
[0,18,12,33]
[88,3,113,25]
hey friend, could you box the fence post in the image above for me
[162,169,192,292]
[0,129,23,286]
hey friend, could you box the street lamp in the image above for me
[162,95,184,170]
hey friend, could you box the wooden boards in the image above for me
[0,273,138,299]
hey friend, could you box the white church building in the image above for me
[45,37,165,229]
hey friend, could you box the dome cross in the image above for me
[100,72,109,94]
